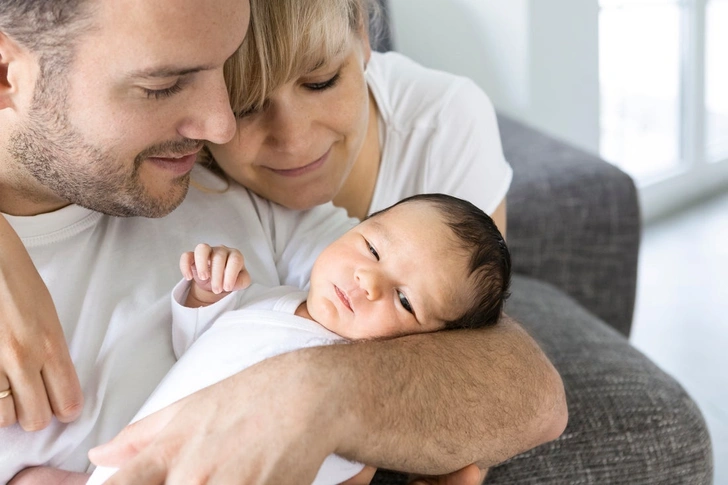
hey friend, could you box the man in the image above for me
[0,0,567,483]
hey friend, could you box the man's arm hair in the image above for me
[286,313,567,473]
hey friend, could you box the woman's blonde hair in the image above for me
[224,0,377,117]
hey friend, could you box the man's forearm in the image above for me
[288,314,567,474]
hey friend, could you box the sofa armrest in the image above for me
[498,114,641,336]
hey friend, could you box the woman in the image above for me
[210,0,511,228]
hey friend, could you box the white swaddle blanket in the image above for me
[88,285,363,484]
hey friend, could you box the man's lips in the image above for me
[267,149,330,177]
[147,149,201,176]
[335,285,353,313]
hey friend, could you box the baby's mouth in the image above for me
[335,285,353,312]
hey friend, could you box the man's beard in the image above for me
[7,74,196,218]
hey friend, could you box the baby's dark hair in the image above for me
[370,193,511,330]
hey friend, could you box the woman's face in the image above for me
[207,33,372,210]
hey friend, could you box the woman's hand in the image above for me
[0,216,83,430]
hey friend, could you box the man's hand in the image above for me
[88,351,337,485]
[0,217,83,430]
[179,243,251,307]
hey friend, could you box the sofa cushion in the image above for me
[371,275,712,484]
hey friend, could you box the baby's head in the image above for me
[305,194,511,339]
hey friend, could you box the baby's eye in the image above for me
[398,290,413,314]
[366,239,380,261]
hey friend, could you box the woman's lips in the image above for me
[335,285,353,313]
[267,149,330,177]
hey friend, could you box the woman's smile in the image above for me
[266,148,331,177]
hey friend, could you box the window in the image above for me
[599,0,682,181]
[599,0,728,204]
[706,0,728,162]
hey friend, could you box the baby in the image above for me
[88,193,511,485]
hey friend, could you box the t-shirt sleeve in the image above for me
[270,202,358,289]
[425,79,512,215]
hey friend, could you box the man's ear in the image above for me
[0,31,34,111]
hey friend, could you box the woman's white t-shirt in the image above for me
[366,51,512,216]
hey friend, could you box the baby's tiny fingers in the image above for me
[193,244,213,281]
[233,269,252,292]
[210,247,231,294]
[179,252,196,280]
[223,251,245,292]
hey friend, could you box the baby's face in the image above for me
[307,202,471,339]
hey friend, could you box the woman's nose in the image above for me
[265,100,310,154]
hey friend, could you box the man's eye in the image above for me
[143,82,184,100]
[366,240,379,261]
[398,290,414,314]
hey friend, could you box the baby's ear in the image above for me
[0,32,36,112]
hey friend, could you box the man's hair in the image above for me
[371,193,512,330]
[0,0,94,71]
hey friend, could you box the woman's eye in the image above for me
[398,290,414,314]
[366,240,379,261]
[305,73,340,91]
[142,82,184,100]
[235,106,260,119]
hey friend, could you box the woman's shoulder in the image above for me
[367,51,494,129]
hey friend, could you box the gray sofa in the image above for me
[370,3,714,484]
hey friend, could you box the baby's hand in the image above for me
[179,244,251,307]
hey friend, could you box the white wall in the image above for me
[389,0,600,155]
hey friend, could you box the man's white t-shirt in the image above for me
[366,51,512,215]
[88,283,365,485]
[0,167,356,482]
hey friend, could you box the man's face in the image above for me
[307,202,472,340]
[7,0,248,216]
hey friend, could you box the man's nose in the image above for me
[177,72,236,145]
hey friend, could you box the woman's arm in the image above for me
[90,314,566,483]
[0,215,83,430]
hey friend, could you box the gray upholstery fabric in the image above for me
[371,276,713,485]
[499,115,640,337]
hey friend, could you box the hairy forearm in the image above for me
[9,467,89,485]
[284,315,567,474]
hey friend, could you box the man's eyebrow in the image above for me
[129,65,215,79]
